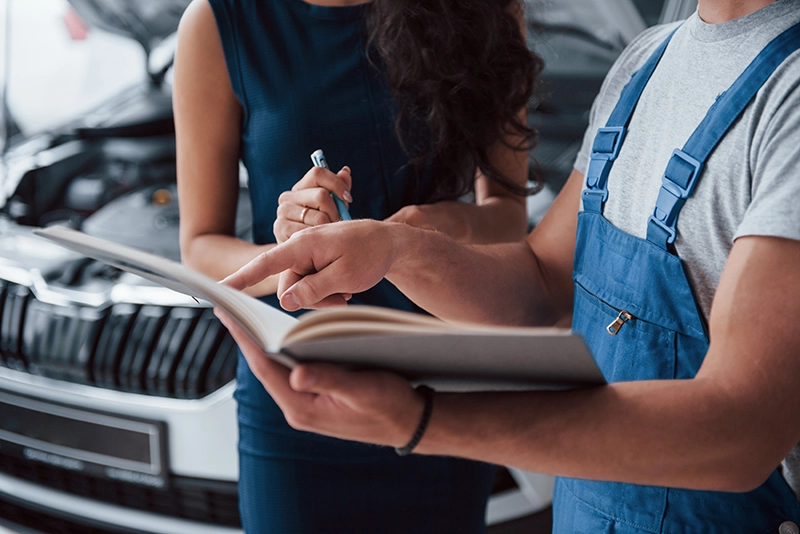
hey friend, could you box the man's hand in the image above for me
[222,220,402,311]
[215,309,424,447]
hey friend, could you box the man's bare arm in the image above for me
[223,233,800,492]
[221,166,800,491]
[415,234,800,491]
[383,168,582,325]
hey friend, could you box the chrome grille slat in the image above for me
[73,307,104,382]
[174,309,225,399]
[205,336,237,395]
[1,284,30,371]
[149,307,200,396]
[188,314,229,399]
[94,303,139,388]
[119,306,169,393]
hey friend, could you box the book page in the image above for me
[284,305,569,345]
[284,305,449,343]
[283,319,449,346]
[35,227,298,364]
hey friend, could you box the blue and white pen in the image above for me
[310,149,352,221]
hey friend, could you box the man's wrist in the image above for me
[385,223,449,284]
[394,385,434,456]
[411,392,473,457]
[384,222,420,281]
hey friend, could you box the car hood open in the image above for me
[66,0,192,52]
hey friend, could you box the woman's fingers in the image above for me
[278,188,339,224]
[338,166,353,193]
[273,219,307,244]
[274,166,354,243]
[292,166,353,207]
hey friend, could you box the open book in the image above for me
[35,226,605,392]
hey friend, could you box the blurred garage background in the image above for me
[0,0,695,532]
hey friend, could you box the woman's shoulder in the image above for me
[175,0,243,108]
[178,0,219,49]
[179,0,264,44]
[182,0,286,35]
[177,0,249,101]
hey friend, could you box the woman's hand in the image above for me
[273,166,353,244]
[215,309,425,448]
[383,174,528,245]
[385,201,470,239]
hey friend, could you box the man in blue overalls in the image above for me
[219,0,800,530]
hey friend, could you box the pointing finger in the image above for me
[222,244,303,291]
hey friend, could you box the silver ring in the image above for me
[300,206,310,224]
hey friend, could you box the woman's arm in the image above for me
[469,135,531,243]
[385,133,530,244]
[174,0,278,296]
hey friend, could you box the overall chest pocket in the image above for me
[573,281,677,383]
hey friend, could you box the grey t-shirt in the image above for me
[576,0,800,317]
[573,0,800,495]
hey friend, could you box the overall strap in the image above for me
[582,29,679,213]
[647,21,800,249]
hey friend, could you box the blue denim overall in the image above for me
[553,23,800,533]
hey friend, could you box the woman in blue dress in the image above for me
[173,0,542,531]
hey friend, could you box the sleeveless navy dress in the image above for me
[207,0,496,531]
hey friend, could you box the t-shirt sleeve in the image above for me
[573,24,682,176]
[734,79,800,243]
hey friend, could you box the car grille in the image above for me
[0,453,241,528]
[0,280,238,399]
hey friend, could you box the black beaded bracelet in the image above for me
[395,385,435,456]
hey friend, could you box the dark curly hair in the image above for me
[366,0,544,202]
